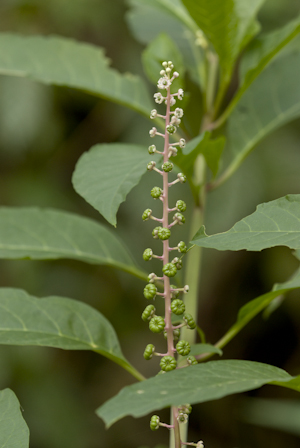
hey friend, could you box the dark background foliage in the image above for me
[1,0,300,447]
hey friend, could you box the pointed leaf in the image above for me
[0,34,151,116]
[192,195,300,252]
[96,360,293,427]
[217,266,300,349]
[220,14,300,123]
[0,207,147,281]
[217,50,300,186]
[0,288,139,376]
[0,388,29,448]
[72,143,152,227]
[181,0,265,82]
[189,343,222,357]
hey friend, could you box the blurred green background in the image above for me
[1,0,300,447]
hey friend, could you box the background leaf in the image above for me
[96,360,293,427]
[192,195,300,251]
[181,0,265,83]
[0,288,140,376]
[0,207,147,281]
[142,33,185,86]
[0,388,29,448]
[216,50,300,186]
[0,33,152,116]
[72,143,153,227]
[216,266,300,350]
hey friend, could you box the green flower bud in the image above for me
[170,285,180,299]
[142,304,156,322]
[152,226,160,239]
[147,161,156,171]
[160,355,177,372]
[143,343,155,360]
[183,313,196,329]
[187,355,198,365]
[171,299,185,315]
[166,124,177,135]
[179,404,192,415]
[176,200,186,212]
[143,248,153,261]
[144,283,157,300]
[172,257,183,270]
[157,227,171,240]
[149,315,165,333]
[162,262,177,277]
[177,172,187,183]
[176,340,191,356]
[163,327,181,341]
[151,186,163,199]
[142,208,152,221]
[148,144,156,154]
[150,415,160,431]
[173,212,185,224]
[148,273,157,283]
[162,162,173,172]
[177,241,187,253]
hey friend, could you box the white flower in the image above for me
[196,441,204,448]
[157,77,171,90]
[168,146,178,157]
[170,97,176,106]
[175,107,184,118]
[171,116,181,126]
[178,88,184,100]
[150,109,157,119]
[173,71,179,78]
[149,127,157,137]
[154,92,164,104]
[179,138,186,148]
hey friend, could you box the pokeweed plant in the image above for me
[2,0,300,447]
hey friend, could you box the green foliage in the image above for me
[0,34,151,116]
[0,207,147,280]
[96,360,293,427]
[192,195,300,251]
[0,389,29,448]
[72,143,152,226]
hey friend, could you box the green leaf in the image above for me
[126,0,205,88]
[72,143,153,227]
[192,195,300,252]
[0,33,151,116]
[0,207,147,281]
[176,132,225,182]
[218,14,300,125]
[0,388,29,447]
[142,33,185,85]
[216,266,300,350]
[215,50,300,187]
[96,360,293,427]
[0,288,143,380]
[181,0,265,83]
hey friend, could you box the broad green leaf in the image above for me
[181,0,265,83]
[219,14,300,124]
[215,50,300,187]
[142,33,185,86]
[192,195,300,252]
[96,360,293,427]
[216,266,300,350]
[0,388,29,447]
[72,143,153,227]
[0,288,143,380]
[0,207,147,281]
[126,0,205,88]
[0,34,152,116]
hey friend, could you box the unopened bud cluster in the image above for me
[140,61,200,444]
